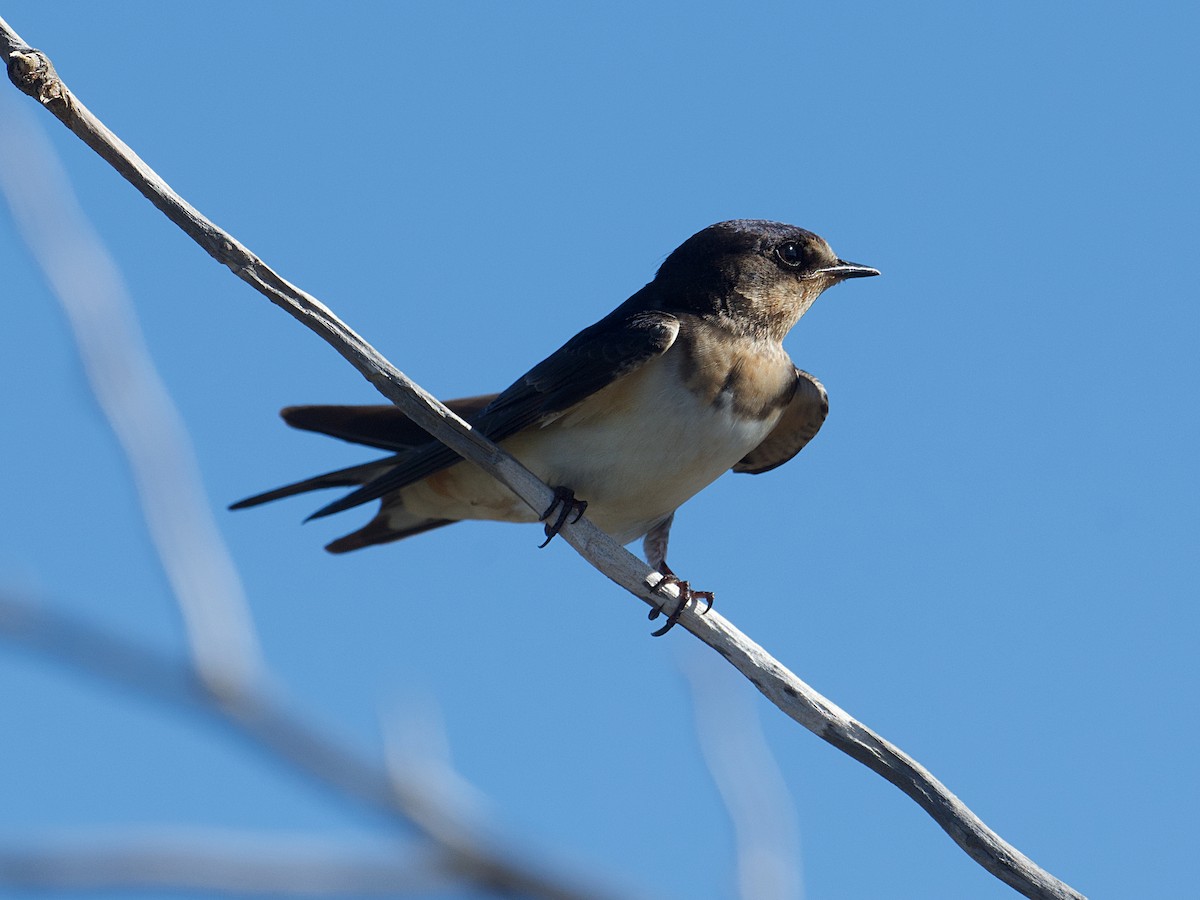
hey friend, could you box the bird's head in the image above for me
[654,220,879,341]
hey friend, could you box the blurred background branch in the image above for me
[0,86,621,900]
[0,588,619,899]
[0,23,261,694]
[0,830,449,896]
[684,653,803,900]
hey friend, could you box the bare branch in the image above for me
[1,18,1085,900]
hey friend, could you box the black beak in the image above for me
[820,259,881,280]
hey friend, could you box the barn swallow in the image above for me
[232,220,878,632]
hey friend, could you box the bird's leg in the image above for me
[538,486,588,548]
[648,561,715,636]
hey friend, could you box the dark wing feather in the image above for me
[307,310,681,519]
[281,394,498,452]
[733,368,828,475]
[470,310,680,439]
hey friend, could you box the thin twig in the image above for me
[1,18,1085,900]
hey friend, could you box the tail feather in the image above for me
[228,458,394,511]
[325,510,456,553]
[303,442,460,520]
[233,397,499,553]
[281,395,497,451]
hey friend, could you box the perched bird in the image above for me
[232,220,878,632]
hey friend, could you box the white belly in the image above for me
[399,351,782,544]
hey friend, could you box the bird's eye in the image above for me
[775,240,807,268]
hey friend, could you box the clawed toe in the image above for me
[538,486,588,548]
[648,565,715,636]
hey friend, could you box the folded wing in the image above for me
[733,368,828,475]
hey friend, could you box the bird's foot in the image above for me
[648,563,714,636]
[538,486,588,548]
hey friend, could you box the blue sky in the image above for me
[1,3,1197,898]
